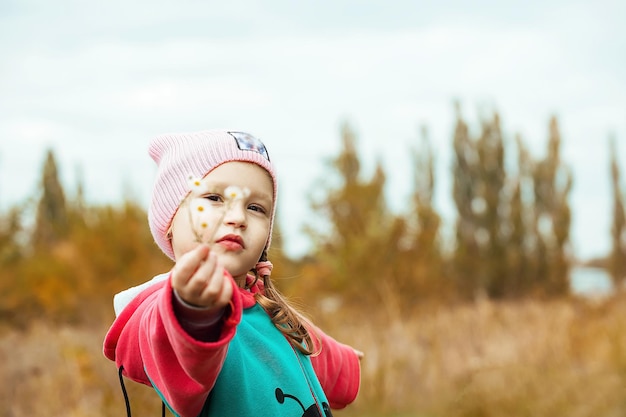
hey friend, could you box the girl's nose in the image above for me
[223,201,247,228]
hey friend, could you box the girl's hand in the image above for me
[171,244,233,310]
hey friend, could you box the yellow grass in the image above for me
[2,292,626,416]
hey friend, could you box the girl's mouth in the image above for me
[216,234,244,251]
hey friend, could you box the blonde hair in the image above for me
[251,250,317,356]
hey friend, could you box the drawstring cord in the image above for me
[118,366,167,417]
[118,366,132,417]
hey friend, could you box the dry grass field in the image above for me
[2,292,626,417]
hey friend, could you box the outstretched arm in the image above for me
[103,271,242,417]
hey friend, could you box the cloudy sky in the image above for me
[1,0,624,260]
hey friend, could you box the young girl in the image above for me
[103,130,362,417]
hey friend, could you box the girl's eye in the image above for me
[204,194,223,202]
[248,204,266,214]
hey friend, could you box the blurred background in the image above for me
[1,1,626,416]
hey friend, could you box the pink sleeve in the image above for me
[103,274,243,417]
[308,323,361,409]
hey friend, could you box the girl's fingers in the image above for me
[202,266,233,308]
[175,250,231,309]
[172,244,210,286]
[198,258,232,307]
[185,250,217,295]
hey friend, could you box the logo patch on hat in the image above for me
[228,131,270,161]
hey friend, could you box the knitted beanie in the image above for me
[148,129,277,260]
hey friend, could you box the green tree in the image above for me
[609,136,626,285]
[32,149,69,248]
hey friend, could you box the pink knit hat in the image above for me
[148,129,278,260]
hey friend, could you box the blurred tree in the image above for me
[7,197,174,325]
[475,112,508,297]
[504,135,533,295]
[0,147,176,325]
[451,106,510,298]
[71,164,87,228]
[530,117,573,296]
[305,123,399,302]
[392,126,447,301]
[32,149,69,248]
[0,205,26,322]
[0,205,24,265]
[69,200,173,314]
[451,105,480,297]
[609,136,626,286]
[0,149,73,324]
[451,109,573,299]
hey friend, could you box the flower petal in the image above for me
[224,185,250,201]
[187,175,210,196]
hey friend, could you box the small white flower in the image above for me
[189,198,212,238]
[187,175,210,196]
[189,198,209,214]
[224,186,250,201]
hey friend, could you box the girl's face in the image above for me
[170,161,274,284]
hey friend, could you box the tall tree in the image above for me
[609,136,626,285]
[451,106,510,298]
[32,149,69,248]
[394,126,445,300]
[451,105,480,296]
[504,135,533,295]
[530,116,573,296]
[306,123,397,300]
